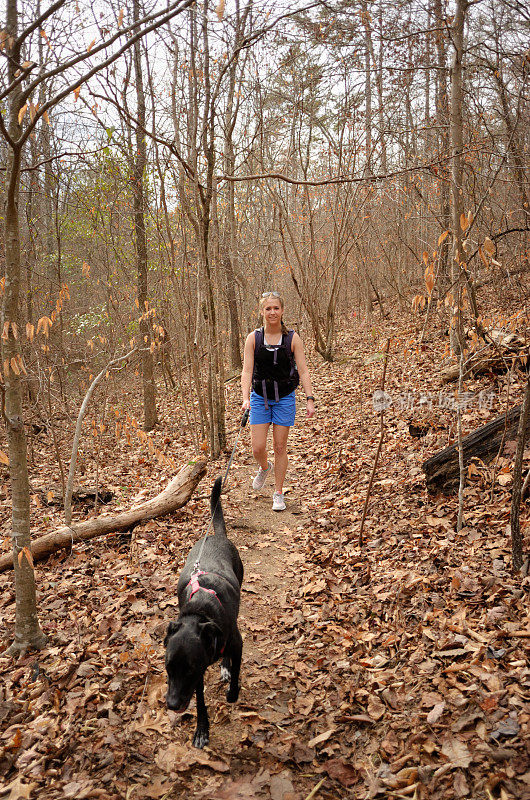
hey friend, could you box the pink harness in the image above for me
[187,570,225,655]
[187,570,222,606]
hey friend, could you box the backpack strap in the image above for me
[284,330,296,377]
[253,328,271,408]
[254,327,264,352]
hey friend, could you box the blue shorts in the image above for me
[250,390,296,427]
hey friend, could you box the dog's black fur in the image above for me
[164,477,244,748]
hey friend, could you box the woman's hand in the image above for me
[306,398,315,419]
[242,398,251,411]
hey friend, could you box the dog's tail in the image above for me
[210,476,226,536]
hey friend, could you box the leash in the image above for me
[192,408,249,574]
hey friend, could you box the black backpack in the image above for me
[252,327,299,408]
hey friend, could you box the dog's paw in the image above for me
[226,686,239,703]
[192,728,209,749]
[220,665,231,683]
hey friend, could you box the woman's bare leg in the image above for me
[272,424,290,492]
[251,423,270,469]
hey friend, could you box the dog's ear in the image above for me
[198,621,223,658]
[164,619,181,646]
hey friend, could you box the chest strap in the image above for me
[187,570,223,607]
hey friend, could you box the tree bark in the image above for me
[510,378,530,570]
[422,404,530,493]
[361,0,373,176]
[448,0,468,354]
[133,0,158,431]
[0,461,207,573]
[2,0,46,653]
[433,0,451,290]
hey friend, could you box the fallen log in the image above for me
[422,405,529,493]
[440,331,526,384]
[0,461,207,573]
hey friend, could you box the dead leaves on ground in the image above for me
[1,311,529,799]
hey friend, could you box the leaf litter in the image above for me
[0,311,529,799]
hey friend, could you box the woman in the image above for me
[241,292,315,511]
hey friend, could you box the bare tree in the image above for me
[0,0,194,653]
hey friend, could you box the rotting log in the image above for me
[422,405,529,493]
[440,331,526,384]
[0,461,207,573]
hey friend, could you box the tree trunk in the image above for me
[448,0,468,354]
[0,461,207,573]
[491,65,530,225]
[222,5,245,371]
[433,0,451,290]
[2,0,46,653]
[361,0,373,176]
[133,0,158,431]
[510,379,530,570]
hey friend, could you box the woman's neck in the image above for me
[264,322,282,337]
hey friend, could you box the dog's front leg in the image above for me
[226,629,242,703]
[220,655,231,683]
[192,676,209,749]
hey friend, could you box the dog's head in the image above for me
[164,617,223,712]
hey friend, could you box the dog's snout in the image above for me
[166,690,190,713]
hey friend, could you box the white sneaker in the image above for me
[252,462,271,491]
[272,491,286,512]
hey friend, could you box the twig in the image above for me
[303,778,325,800]
[490,366,512,501]
[64,348,138,527]
[522,468,530,499]
[457,351,466,531]
[359,338,392,546]
[139,670,150,703]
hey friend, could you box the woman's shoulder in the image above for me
[245,329,261,346]
[290,330,304,349]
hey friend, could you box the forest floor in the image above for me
[1,308,529,800]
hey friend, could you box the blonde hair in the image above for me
[259,293,288,335]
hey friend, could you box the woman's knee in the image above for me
[273,440,287,457]
[252,443,267,460]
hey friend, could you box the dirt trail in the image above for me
[171,453,322,797]
[189,452,316,764]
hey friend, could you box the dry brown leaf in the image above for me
[367,694,386,720]
[441,738,472,768]
[323,758,359,787]
[3,776,38,799]
[307,727,335,747]
[426,701,446,724]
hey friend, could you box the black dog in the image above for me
[164,476,244,748]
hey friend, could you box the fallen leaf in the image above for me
[323,758,359,787]
[270,772,295,800]
[307,727,335,748]
[441,738,472,768]
[427,701,446,724]
[3,776,38,799]
[367,694,386,720]
[490,715,520,740]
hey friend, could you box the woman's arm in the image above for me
[292,333,315,418]
[241,333,255,410]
